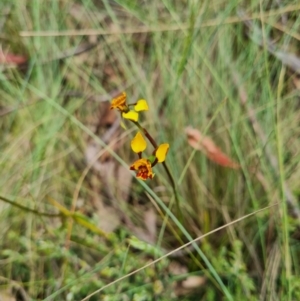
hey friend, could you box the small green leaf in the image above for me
[147,155,156,164]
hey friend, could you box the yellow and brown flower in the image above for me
[110,92,149,122]
[110,92,128,112]
[130,158,154,180]
[129,132,170,180]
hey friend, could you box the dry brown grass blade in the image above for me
[19,4,300,37]
[259,243,281,301]
[265,20,300,42]
[185,126,240,169]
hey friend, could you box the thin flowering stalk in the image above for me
[136,122,181,220]
[141,127,158,148]
[110,92,182,219]
[135,122,176,192]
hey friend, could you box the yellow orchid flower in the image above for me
[130,158,154,180]
[111,92,171,181]
[131,132,147,153]
[110,92,149,122]
[129,139,170,180]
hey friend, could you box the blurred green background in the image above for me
[1,0,300,300]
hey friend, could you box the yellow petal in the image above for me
[131,132,147,153]
[122,110,139,122]
[134,99,149,112]
[155,143,169,163]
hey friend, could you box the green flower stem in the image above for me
[162,162,176,191]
